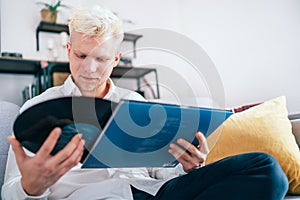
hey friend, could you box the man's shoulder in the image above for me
[20,86,66,113]
[113,87,146,102]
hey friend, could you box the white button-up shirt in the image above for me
[2,76,185,200]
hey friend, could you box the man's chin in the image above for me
[78,85,98,94]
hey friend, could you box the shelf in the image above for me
[36,22,69,51]
[37,22,69,34]
[44,62,160,98]
[0,57,40,74]
[0,57,43,94]
[123,33,143,42]
[35,21,143,57]
[0,58,160,98]
[112,66,156,79]
[44,62,156,80]
[43,62,155,78]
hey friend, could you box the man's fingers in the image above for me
[50,133,84,166]
[57,136,85,175]
[176,138,198,155]
[169,132,209,172]
[7,135,27,164]
[169,143,200,171]
[36,127,61,157]
[169,143,186,160]
[195,131,209,154]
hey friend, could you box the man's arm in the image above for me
[2,127,85,199]
[2,145,51,200]
[148,132,209,180]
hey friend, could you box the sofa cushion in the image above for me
[0,101,20,189]
[206,96,300,194]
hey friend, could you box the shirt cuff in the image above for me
[16,181,50,200]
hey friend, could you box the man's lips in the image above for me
[80,75,100,81]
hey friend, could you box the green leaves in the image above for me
[36,0,69,13]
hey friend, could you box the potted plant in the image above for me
[36,0,69,23]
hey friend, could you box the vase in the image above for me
[40,8,57,23]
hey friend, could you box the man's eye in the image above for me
[96,58,105,62]
[77,55,86,59]
[97,58,112,63]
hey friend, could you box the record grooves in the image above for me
[13,97,117,162]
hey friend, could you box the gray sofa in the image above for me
[0,100,299,199]
[0,101,20,193]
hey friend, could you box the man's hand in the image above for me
[169,132,209,172]
[8,127,85,196]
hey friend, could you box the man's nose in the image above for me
[84,58,98,72]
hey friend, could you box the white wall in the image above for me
[1,0,300,113]
[178,0,300,113]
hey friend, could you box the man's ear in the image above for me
[113,52,122,67]
[66,42,71,58]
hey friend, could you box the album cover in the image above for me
[13,96,233,168]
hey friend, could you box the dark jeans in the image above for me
[132,152,288,200]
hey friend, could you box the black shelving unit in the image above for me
[1,23,156,99]
[122,33,143,58]
[36,22,69,51]
[43,61,160,98]
[0,57,40,74]
[0,57,160,98]
[35,21,143,57]
[0,57,42,94]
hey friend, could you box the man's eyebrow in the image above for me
[72,49,85,54]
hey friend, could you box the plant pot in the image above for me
[40,8,57,23]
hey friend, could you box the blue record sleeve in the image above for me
[81,100,233,168]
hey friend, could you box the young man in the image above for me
[2,6,288,200]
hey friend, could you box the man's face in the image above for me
[66,32,121,96]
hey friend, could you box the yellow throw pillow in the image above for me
[206,96,300,194]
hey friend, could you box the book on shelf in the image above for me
[13,96,233,168]
[22,84,37,103]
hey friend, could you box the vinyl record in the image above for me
[13,96,117,162]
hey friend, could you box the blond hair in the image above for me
[68,6,124,43]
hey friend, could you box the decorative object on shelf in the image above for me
[1,52,22,59]
[36,0,69,23]
[119,57,132,66]
[46,38,58,61]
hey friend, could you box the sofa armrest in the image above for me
[289,114,300,147]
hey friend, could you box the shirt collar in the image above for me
[63,75,82,96]
[63,75,116,98]
[103,78,116,100]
